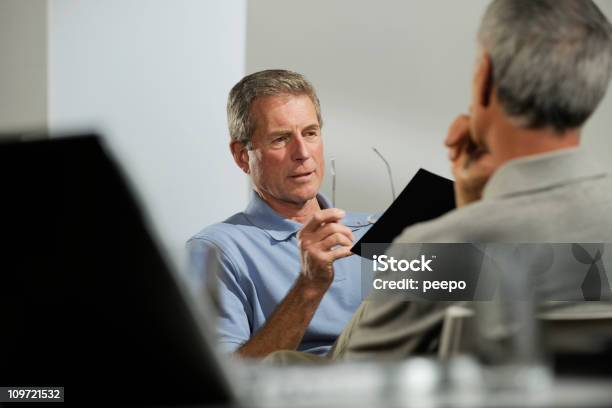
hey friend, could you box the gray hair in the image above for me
[227,69,322,147]
[478,0,612,132]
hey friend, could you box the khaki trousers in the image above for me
[263,302,370,365]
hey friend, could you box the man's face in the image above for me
[246,94,324,206]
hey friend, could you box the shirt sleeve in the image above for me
[186,238,253,353]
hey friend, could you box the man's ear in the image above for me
[475,50,494,109]
[230,140,250,174]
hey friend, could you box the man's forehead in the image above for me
[251,94,319,131]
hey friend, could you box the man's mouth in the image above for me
[289,171,315,180]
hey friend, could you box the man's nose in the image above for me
[291,134,311,162]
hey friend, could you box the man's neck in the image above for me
[255,190,321,224]
[486,106,581,167]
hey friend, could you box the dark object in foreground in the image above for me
[0,134,234,405]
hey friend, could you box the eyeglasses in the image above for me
[371,147,396,202]
[331,148,396,224]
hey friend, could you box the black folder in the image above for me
[352,168,456,257]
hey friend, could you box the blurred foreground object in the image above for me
[235,358,612,408]
[0,133,235,405]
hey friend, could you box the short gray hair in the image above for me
[227,69,322,147]
[478,0,612,132]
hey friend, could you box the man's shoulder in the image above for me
[395,171,612,243]
[394,200,507,243]
[188,212,258,249]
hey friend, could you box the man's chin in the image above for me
[285,188,319,206]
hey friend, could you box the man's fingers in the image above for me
[297,209,355,285]
[448,145,462,162]
[445,115,471,161]
[328,246,353,262]
[320,232,353,251]
[445,114,470,146]
[301,208,346,233]
[317,222,354,243]
[450,131,498,207]
[453,135,487,171]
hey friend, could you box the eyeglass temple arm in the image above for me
[371,147,396,201]
[331,158,336,208]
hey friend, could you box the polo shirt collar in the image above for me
[244,190,367,241]
[483,147,608,200]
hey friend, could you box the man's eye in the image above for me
[305,131,319,138]
[271,136,289,145]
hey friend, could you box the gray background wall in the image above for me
[2,1,611,268]
[247,0,612,213]
[0,0,47,134]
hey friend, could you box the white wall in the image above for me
[48,0,248,269]
[247,0,612,213]
[10,0,612,269]
[0,0,47,133]
[585,1,612,169]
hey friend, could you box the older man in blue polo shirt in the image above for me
[188,70,372,358]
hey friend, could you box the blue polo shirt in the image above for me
[187,191,372,355]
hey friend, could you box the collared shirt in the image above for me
[395,147,612,243]
[338,147,612,360]
[187,191,373,355]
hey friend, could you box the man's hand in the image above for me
[235,208,354,358]
[445,115,497,207]
[297,208,354,289]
